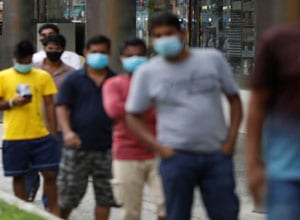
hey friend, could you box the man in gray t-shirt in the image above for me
[126,12,242,220]
[127,48,238,154]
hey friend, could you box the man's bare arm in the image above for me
[0,96,31,110]
[56,105,72,133]
[0,98,12,110]
[222,94,243,155]
[126,113,174,158]
[43,95,57,137]
[246,89,270,204]
[56,105,81,148]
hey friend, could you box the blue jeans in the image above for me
[267,179,300,220]
[159,150,239,220]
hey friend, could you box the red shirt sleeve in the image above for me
[103,78,126,120]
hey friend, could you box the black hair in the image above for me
[85,35,111,50]
[149,11,181,32]
[119,37,147,55]
[43,34,66,48]
[38,23,60,34]
[14,40,35,58]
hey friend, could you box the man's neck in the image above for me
[87,66,108,86]
[44,58,62,68]
[165,49,190,63]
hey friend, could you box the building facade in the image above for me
[0,0,300,82]
[136,0,256,88]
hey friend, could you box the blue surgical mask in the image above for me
[122,56,147,73]
[14,62,32,74]
[153,36,183,57]
[86,53,109,70]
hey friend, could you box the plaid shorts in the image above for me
[57,147,117,209]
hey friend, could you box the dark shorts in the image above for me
[2,135,60,177]
[57,147,117,209]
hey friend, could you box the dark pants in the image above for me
[25,132,63,206]
[267,179,300,220]
[159,150,239,220]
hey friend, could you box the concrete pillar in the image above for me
[286,0,300,22]
[0,0,35,69]
[256,0,285,41]
[256,0,300,43]
[86,0,136,72]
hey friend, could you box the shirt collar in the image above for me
[38,58,73,77]
[80,65,116,79]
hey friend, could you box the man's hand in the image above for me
[222,138,235,156]
[63,131,81,148]
[12,96,31,107]
[247,163,266,205]
[157,145,175,159]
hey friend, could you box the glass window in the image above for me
[63,0,86,23]
[137,0,256,88]
[136,0,189,54]
[136,0,149,44]
[34,0,86,55]
[35,0,86,23]
[190,0,256,88]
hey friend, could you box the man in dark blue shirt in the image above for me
[56,35,116,220]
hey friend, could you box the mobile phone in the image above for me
[16,84,32,99]
[23,94,32,99]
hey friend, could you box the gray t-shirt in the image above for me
[126,48,239,153]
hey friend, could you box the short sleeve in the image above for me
[250,31,277,90]
[216,52,239,95]
[33,51,46,64]
[126,68,151,114]
[0,74,4,98]
[62,51,82,70]
[56,75,75,107]
[41,72,57,96]
[103,77,126,119]
[70,54,82,70]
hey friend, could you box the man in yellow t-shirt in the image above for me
[0,40,59,216]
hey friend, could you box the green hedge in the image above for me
[0,200,46,220]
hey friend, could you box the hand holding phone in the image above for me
[16,84,32,100]
[11,96,32,107]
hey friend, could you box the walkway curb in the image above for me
[0,190,61,220]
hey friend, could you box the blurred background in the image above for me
[0,0,300,88]
[0,2,300,218]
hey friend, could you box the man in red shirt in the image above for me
[103,38,165,220]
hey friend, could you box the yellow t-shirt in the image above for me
[0,67,57,140]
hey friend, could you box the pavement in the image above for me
[0,124,265,220]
